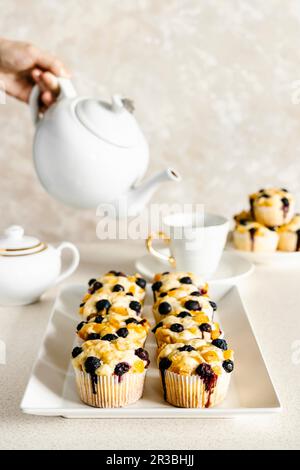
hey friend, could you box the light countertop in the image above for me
[0,241,299,450]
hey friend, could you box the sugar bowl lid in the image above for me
[0,226,46,256]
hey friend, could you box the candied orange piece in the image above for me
[127,324,140,333]
[90,324,103,333]
[190,327,198,334]
[112,307,128,316]
[202,351,219,363]
[109,319,120,328]
[213,366,222,376]
[132,360,145,373]
[165,290,176,297]
[173,364,191,375]
[100,326,111,336]
[193,313,209,323]
[224,350,234,360]
[136,325,146,333]
[158,333,171,345]
[211,330,220,340]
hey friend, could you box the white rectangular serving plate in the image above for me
[21,284,281,418]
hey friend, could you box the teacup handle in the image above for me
[146,232,176,267]
[55,242,80,285]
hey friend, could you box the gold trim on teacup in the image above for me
[0,243,48,257]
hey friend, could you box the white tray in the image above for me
[20,284,281,418]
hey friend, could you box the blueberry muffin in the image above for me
[153,294,216,323]
[155,284,210,302]
[277,214,300,251]
[79,290,143,320]
[84,271,147,302]
[151,272,208,302]
[250,188,295,227]
[76,315,150,348]
[153,314,223,349]
[157,339,234,408]
[233,221,278,252]
[233,210,253,225]
[72,340,150,407]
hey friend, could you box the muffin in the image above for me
[249,188,295,227]
[76,315,150,348]
[278,214,300,251]
[157,339,234,408]
[233,210,253,225]
[155,284,210,302]
[79,290,143,320]
[153,314,223,349]
[72,339,150,408]
[84,271,147,302]
[153,294,216,323]
[233,221,278,252]
[151,272,208,302]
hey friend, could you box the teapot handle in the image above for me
[55,242,80,285]
[29,77,77,124]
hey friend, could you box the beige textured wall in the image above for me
[1,0,300,242]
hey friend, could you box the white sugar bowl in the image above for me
[0,225,80,306]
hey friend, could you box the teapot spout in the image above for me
[118,168,181,217]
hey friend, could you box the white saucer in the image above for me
[135,250,254,284]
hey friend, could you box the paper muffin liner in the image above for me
[278,231,298,252]
[162,370,231,408]
[75,370,146,408]
[233,229,278,253]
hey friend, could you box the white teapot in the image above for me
[0,225,80,306]
[29,78,180,215]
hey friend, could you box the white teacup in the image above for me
[146,212,229,278]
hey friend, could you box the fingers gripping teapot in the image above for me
[29,78,180,216]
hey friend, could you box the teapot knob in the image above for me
[111,95,135,113]
[111,95,125,113]
[5,225,24,240]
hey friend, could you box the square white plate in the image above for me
[21,284,281,418]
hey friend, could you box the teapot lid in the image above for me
[0,226,46,256]
[75,95,139,148]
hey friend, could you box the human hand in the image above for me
[0,37,69,110]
